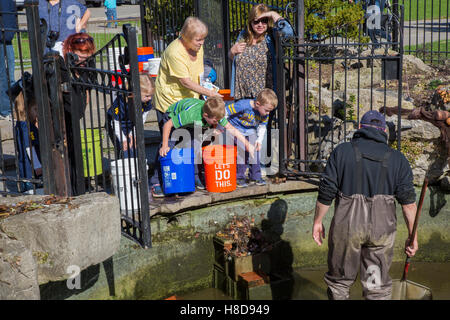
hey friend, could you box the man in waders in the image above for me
[312,110,419,300]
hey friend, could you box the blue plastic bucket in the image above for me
[160,148,195,194]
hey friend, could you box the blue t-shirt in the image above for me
[39,0,87,44]
[104,0,116,9]
[225,99,269,135]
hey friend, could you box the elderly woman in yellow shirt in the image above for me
[150,16,222,197]
[154,17,222,113]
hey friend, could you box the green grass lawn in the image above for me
[404,39,449,63]
[400,0,448,21]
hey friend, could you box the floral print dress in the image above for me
[234,40,273,100]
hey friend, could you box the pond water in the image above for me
[177,262,450,300]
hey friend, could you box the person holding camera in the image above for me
[0,0,17,120]
[39,0,91,56]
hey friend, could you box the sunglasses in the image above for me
[252,17,269,25]
[71,36,94,45]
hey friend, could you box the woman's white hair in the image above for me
[180,16,208,41]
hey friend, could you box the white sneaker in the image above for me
[0,114,12,121]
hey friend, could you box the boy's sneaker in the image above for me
[254,179,267,186]
[151,184,164,198]
[195,176,205,190]
[237,179,248,188]
[0,114,12,121]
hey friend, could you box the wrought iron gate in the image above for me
[65,25,152,247]
[0,1,47,195]
[0,1,152,247]
[276,2,405,178]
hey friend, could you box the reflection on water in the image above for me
[178,262,450,300]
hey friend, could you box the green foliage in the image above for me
[337,94,357,121]
[390,139,425,167]
[308,92,329,115]
[227,0,366,43]
[428,79,444,90]
[305,0,365,41]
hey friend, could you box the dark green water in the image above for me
[178,262,450,300]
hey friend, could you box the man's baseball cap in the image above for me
[360,110,386,130]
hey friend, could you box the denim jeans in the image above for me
[0,44,15,116]
[106,8,118,28]
[235,135,261,181]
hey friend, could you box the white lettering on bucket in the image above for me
[215,169,230,181]
[215,180,232,188]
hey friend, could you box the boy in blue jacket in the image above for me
[225,88,278,187]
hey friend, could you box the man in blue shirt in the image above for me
[0,0,17,119]
[104,0,118,28]
[39,0,91,56]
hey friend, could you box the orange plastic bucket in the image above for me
[219,89,233,101]
[203,145,237,193]
[137,47,154,56]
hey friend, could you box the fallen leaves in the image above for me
[0,195,77,219]
[436,85,450,104]
[216,215,273,260]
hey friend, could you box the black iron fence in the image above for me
[0,2,47,196]
[276,2,405,178]
[396,0,449,64]
[1,2,151,247]
[139,0,448,74]
[64,25,152,247]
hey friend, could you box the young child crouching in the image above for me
[225,88,278,187]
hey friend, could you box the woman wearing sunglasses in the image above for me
[228,4,293,100]
[62,33,96,195]
[62,32,96,64]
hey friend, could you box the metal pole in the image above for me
[25,0,55,194]
[275,31,286,176]
[223,0,231,88]
[297,0,306,172]
[392,0,399,50]
[125,24,152,248]
[140,0,149,47]
[397,5,404,151]
[46,53,72,196]
[193,0,200,16]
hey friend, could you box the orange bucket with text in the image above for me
[203,145,237,193]
[219,89,233,101]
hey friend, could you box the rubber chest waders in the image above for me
[324,142,398,300]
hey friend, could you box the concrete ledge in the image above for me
[0,192,121,285]
[151,179,319,216]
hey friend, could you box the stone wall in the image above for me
[42,188,449,300]
[0,192,121,299]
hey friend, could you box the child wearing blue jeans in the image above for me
[225,88,278,187]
